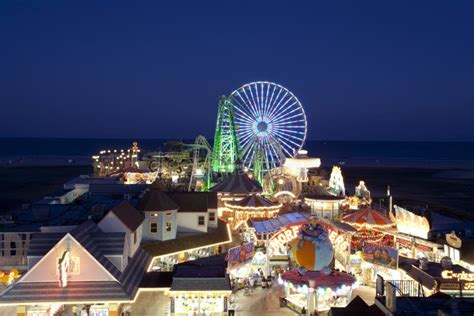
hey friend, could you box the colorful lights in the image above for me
[229,81,307,171]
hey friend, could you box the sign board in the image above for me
[268,225,301,257]
[439,270,474,292]
[446,231,462,248]
[393,206,430,239]
[226,242,255,269]
[362,242,398,269]
[58,251,70,288]
[329,230,350,268]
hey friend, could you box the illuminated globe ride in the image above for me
[229,81,307,171]
[280,219,357,314]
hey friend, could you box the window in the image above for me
[166,221,172,232]
[150,222,158,234]
[209,212,215,221]
[198,216,205,226]
[133,231,137,244]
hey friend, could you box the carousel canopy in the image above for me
[227,194,276,209]
[342,209,394,229]
[210,172,262,194]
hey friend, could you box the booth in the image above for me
[279,219,358,314]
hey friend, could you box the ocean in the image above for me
[0,138,473,169]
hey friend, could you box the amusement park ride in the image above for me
[93,81,320,195]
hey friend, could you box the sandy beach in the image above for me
[1,164,473,220]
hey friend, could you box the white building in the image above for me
[98,200,145,259]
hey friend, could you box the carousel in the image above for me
[341,208,395,251]
[280,219,357,314]
[341,209,398,284]
[224,194,282,228]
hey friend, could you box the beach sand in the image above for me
[0,166,92,210]
[0,165,473,220]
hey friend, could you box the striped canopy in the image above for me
[342,209,394,228]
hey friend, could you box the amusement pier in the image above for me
[0,82,473,315]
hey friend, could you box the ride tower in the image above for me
[210,96,240,174]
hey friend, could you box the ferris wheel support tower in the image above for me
[210,96,239,174]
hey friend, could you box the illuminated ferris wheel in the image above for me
[229,81,307,171]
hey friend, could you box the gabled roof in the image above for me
[168,192,209,213]
[136,186,178,212]
[170,254,230,291]
[69,220,122,280]
[109,200,144,231]
[330,296,383,316]
[1,220,152,304]
[210,172,262,194]
[28,226,125,257]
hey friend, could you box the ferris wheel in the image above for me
[229,81,307,171]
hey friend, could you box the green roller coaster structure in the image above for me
[211,96,239,174]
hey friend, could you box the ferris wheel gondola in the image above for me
[229,81,307,171]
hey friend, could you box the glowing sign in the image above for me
[393,206,429,239]
[58,251,70,288]
[446,231,462,248]
[268,225,301,256]
[441,270,474,282]
[226,242,254,269]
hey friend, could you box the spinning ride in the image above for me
[228,81,307,171]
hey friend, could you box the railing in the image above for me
[390,279,423,297]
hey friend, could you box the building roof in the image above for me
[210,172,262,194]
[227,194,278,209]
[0,281,130,303]
[207,191,218,209]
[109,200,144,231]
[168,192,209,213]
[1,220,152,304]
[141,220,231,257]
[139,272,174,288]
[170,254,230,291]
[136,186,178,212]
[170,278,230,291]
[330,296,384,316]
[28,226,126,257]
[251,212,309,234]
[69,220,122,280]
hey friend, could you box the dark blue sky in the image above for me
[1,1,473,141]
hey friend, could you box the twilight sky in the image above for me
[1,0,473,141]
